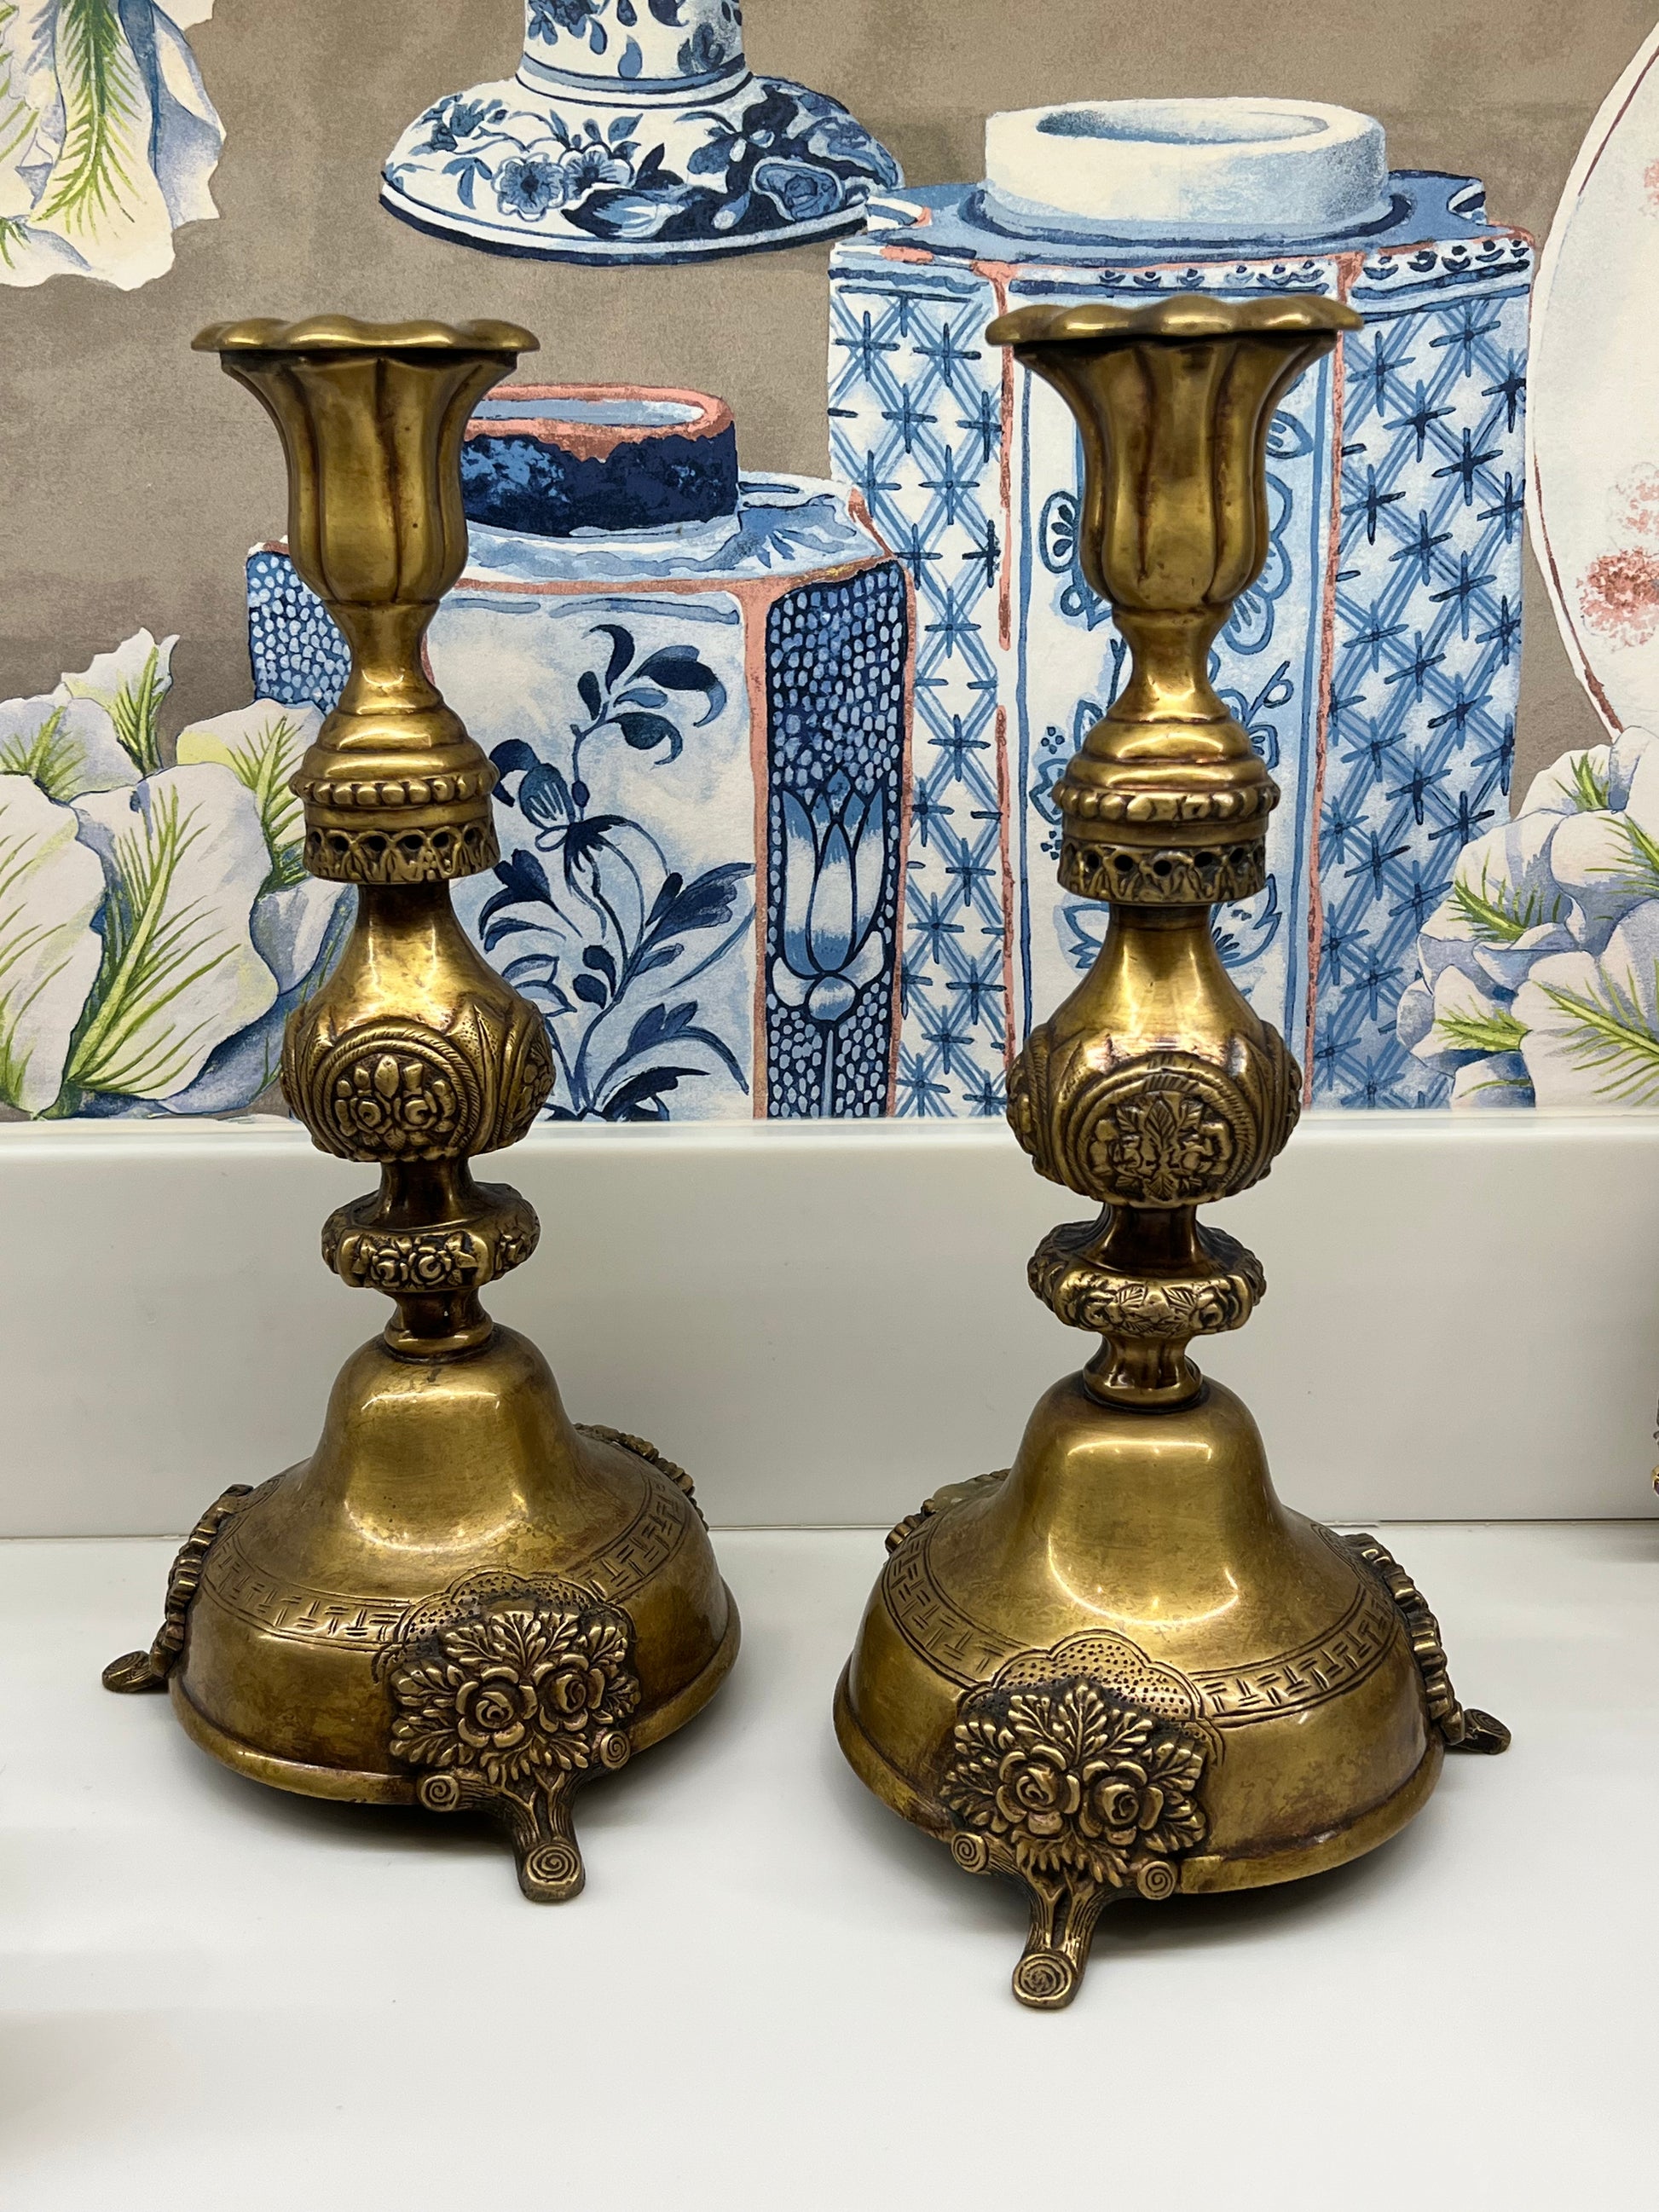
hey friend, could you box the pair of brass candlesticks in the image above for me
[106,301,1505,2006]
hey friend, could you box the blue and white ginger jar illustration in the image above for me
[381,0,900,264]
[828,96,1533,1112]
[250,383,913,1121]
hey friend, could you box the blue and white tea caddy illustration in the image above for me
[250,383,911,1121]
[382,0,900,263]
[829,96,1533,1110]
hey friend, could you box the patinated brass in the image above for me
[835,294,1507,2009]
[104,316,737,1900]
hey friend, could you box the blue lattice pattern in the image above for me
[830,182,1532,1115]
[1313,241,1531,1106]
[830,269,1009,1118]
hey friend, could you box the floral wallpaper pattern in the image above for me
[1398,728,1659,1106]
[0,632,349,1117]
[0,0,222,289]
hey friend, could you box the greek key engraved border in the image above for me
[1188,1575,1399,1724]
[884,1514,1402,1718]
[583,1483,688,1604]
[201,1470,689,1646]
[205,1522,410,1643]
[882,1536,1024,1687]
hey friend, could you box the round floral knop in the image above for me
[944,1678,1207,1893]
[1092,1089,1232,1204]
[309,1033,480,1160]
[390,1596,639,1790]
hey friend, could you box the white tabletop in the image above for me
[3,1522,1652,2209]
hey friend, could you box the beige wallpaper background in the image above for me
[3,0,1653,789]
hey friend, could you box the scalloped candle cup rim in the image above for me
[194,315,540,356]
[465,384,732,460]
[987,294,1365,347]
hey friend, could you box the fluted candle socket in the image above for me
[195,316,536,883]
[990,294,1359,905]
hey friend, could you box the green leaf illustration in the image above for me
[177,702,320,892]
[38,0,140,233]
[1570,752,1611,812]
[0,4,39,174]
[1588,813,1659,904]
[1448,863,1561,944]
[0,692,137,803]
[59,630,175,775]
[0,706,78,802]
[64,765,277,1100]
[1431,1005,1528,1057]
[1535,967,1659,1105]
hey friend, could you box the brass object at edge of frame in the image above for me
[834,292,1508,2011]
[103,315,738,1901]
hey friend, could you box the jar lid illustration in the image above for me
[462,385,739,534]
[381,0,901,265]
[984,96,1390,241]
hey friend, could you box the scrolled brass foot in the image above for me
[101,1649,169,1694]
[384,1569,638,1901]
[951,1830,1111,2011]
[414,1766,596,1902]
[101,1484,255,1695]
[942,1665,1206,2008]
[1451,1708,1512,1755]
[1342,1533,1511,1756]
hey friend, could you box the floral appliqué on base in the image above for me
[943,1673,1208,2009]
[384,1574,639,1900]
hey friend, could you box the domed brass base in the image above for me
[837,1372,1495,2008]
[110,1325,737,1901]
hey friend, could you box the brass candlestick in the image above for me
[834,295,1507,2009]
[104,317,737,1900]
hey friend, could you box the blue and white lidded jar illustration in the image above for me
[829,97,1533,1112]
[249,384,913,1121]
[381,0,901,264]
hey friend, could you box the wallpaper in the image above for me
[0,0,1654,1119]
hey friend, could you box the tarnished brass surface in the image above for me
[104,317,737,1900]
[835,292,1506,2009]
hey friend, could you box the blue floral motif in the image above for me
[419,95,508,156]
[385,56,893,259]
[562,141,636,195]
[496,155,565,222]
[752,157,842,224]
[806,113,899,181]
[764,567,907,1117]
[476,623,754,1121]
[678,21,735,74]
[772,773,888,1030]
[490,116,638,219]
[529,0,608,45]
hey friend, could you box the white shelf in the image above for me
[3,1522,1652,2209]
[3,1112,1659,1535]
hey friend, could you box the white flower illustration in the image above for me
[1398,727,1659,1106]
[0,1,223,292]
[69,764,278,1100]
[0,650,349,1118]
[0,774,107,1112]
